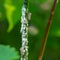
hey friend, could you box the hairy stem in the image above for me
[20,0,28,60]
[38,0,57,60]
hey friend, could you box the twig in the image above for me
[38,0,57,60]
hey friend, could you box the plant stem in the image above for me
[38,0,57,60]
[20,0,28,60]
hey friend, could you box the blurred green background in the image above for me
[0,0,60,60]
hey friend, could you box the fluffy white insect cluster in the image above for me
[20,5,28,60]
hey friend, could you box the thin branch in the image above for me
[38,0,57,60]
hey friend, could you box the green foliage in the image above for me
[0,0,60,60]
[0,0,22,32]
[0,45,19,60]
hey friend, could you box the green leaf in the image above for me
[0,45,19,60]
[4,3,16,32]
[4,0,22,32]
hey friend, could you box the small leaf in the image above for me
[0,45,19,60]
[4,3,16,32]
[4,0,22,32]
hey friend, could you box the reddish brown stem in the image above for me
[38,0,57,60]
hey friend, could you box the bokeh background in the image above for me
[0,0,60,60]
